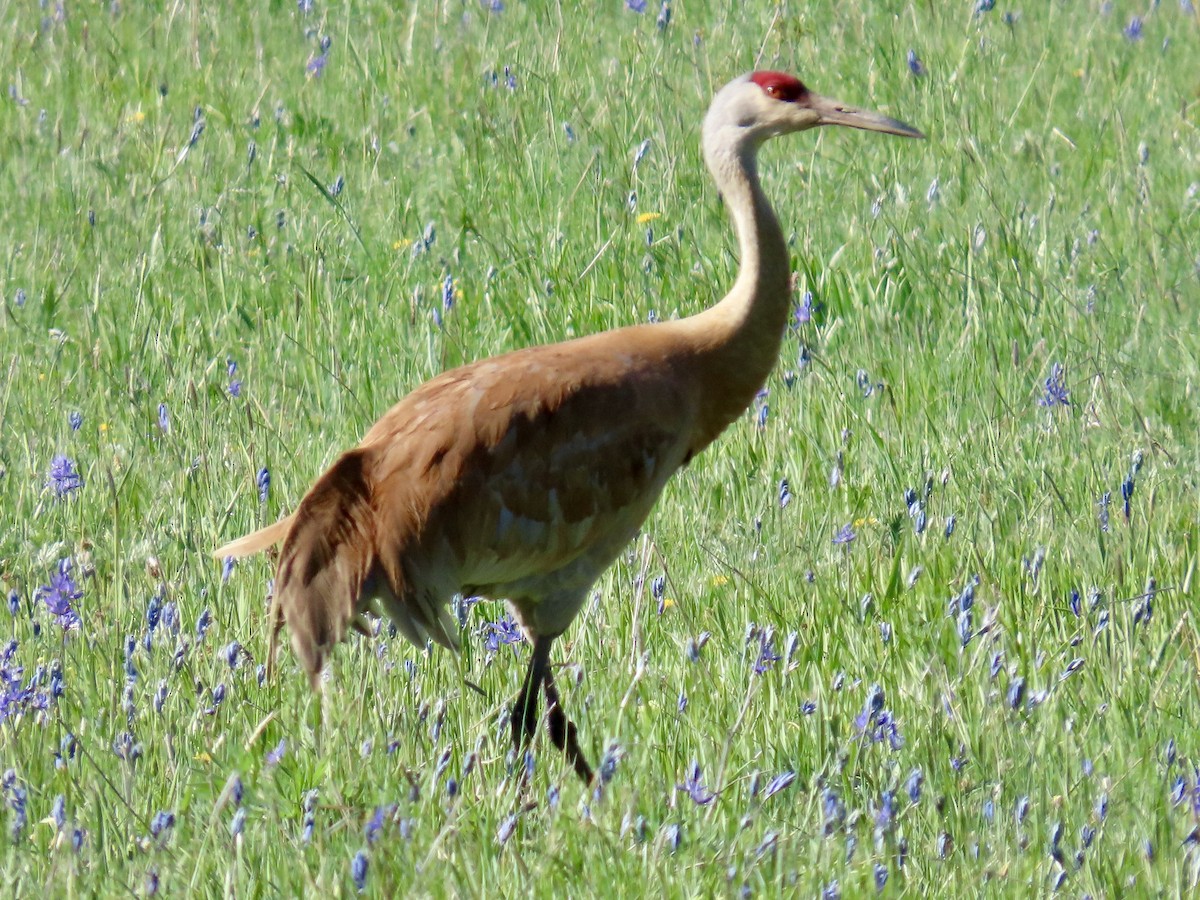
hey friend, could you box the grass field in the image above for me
[3,0,1199,895]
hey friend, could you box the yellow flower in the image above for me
[660,597,676,610]
[853,516,879,528]
[709,574,729,587]
[392,238,413,251]
[636,212,661,224]
[194,752,212,764]
[99,423,109,433]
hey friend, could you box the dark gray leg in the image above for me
[511,635,551,751]
[543,663,594,784]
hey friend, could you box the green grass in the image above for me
[3,0,1199,896]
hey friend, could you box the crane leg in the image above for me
[510,636,593,784]
[543,668,594,784]
[511,636,550,753]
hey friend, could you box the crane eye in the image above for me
[750,71,809,103]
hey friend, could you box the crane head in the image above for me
[703,71,924,152]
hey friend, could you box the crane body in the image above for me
[217,71,921,782]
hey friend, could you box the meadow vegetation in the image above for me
[2,0,1199,895]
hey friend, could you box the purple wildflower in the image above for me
[497,813,519,845]
[150,810,175,839]
[124,634,138,680]
[196,607,212,640]
[307,51,328,77]
[227,358,242,397]
[47,454,83,498]
[1133,578,1155,628]
[761,770,797,801]
[112,731,141,762]
[256,467,270,503]
[906,767,924,803]
[598,742,623,785]
[794,290,814,325]
[907,49,925,76]
[1039,362,1070,407]
[1060,658,1085,681]
[626,0,646,10]
[1007,677,1026,710]
[1121,475,1135,520]
[676,761,715,805]
[957,608,972,647]
[1124,16,1143,40]
[753,630,781,675]
[875,790,897,832]
[364,807,387,844]
[936,831,953,858]
[204,682,226,715]
[653,586,672,620]
[873,862,888,891]
[658,823,679,853]
[265,738,287,766]
[822,788,845,835]
[483,614,524,653]
[37,559,82,630]
[832,523,856,545]
[854,685,904,749]
[1015,795,1030,824]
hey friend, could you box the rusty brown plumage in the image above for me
[216,71,921,782]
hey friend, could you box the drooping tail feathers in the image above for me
[213,515,294,560]
[270,449,378,689]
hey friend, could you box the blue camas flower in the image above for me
[47,455,83,498]
[37,559,82,631]
[1039,362,1070,407]
[676,761,714,805]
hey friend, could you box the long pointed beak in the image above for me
[808,93,925,139]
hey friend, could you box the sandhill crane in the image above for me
[216,71,921,783]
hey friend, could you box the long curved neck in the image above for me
[682,136,791,449]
